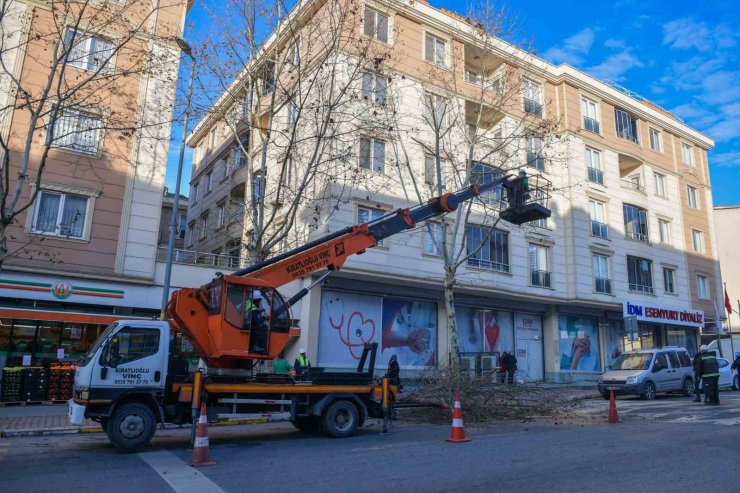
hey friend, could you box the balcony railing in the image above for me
[523,98,543,117]
[467,258,510,273]
[530,270,551,287]
[621,179,645,193]
[595,277,612,294]
[625,230,649,242]
[157,246,245,270]
[588,167,604,185]
[591,221,608,239]
[629,282,654,294]
[583,117,600,133]
[617,129,639,144]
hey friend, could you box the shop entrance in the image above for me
[515,313,543,382]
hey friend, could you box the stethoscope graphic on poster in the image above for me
[324,297,376,360]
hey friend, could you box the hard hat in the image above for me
[299,348,306,353]
[699,345,709,352]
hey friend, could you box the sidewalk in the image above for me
[0,403,100,437]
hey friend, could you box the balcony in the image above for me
[523,98,543,117]
[583,117,600,134]
[595,277,612,294]
[621,179,645,193]
[157,246,244,269]
[625,231,649,242]
[467,258,510,273]
[587,167,604,185]
[629,282,654,295]
[530,270,551,288]
[591,221,608,239]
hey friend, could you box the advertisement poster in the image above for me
[454,307,513,354]
[604,320,625,368]
[318,291,438,369]
[559,315,600,372]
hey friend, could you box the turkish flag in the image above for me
[725,285,733,315]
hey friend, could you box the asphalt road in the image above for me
[1,394,739,493]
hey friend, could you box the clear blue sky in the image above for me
[165,0,739,205]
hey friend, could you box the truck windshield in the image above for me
[77,322,118,367]
[610,352,653,371]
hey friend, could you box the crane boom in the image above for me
[166,172,549,368]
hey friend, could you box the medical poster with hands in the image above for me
[558,315,600,371]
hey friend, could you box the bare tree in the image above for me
[188,0,394,264]
[387,1,565,367]
[0,0,181,267]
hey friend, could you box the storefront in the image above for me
[621,300,702,356]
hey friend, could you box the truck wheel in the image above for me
[322,400,358,438]
[107,403,156,452]
[682,378,695,397]
[641,382,656,400]
[100,418,109,434]
[291,416,320,433]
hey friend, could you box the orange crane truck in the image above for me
[68,172,549,451]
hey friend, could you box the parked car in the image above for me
[598,347,695,400]
[717,358,739,390]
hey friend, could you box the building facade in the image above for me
[158,188,189,250]
[187,0,721,382]
[715,206,739,332]
[0,0,192,370]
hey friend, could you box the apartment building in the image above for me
[715,206,740,332]
[158,188,189,250]
[0,0,191,370]
[187,0,720,382]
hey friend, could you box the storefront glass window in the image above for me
[0,319,11,368]
[604,319,625,367]
[666,328,698,357]
[36,322,62,363]
[454,307,514,354]
[8,320,37,365]
[559,315,600,372]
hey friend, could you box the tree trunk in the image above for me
[444,266,460,375]
[0,221,6,271]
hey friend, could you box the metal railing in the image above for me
[591,221,608,238]
[467,258,510,273]
[595,277,612,294]
[621,179,645,193]
[157,246,245,269]
[625,231,649,242]
[530,270,551,287]
[616,129,639,144]
[588,167,604,185]
[629,283,654,294]
[583,117,600,133]
[523,98,543,117]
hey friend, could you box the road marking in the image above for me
[138,450,225,493]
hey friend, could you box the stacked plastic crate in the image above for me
[48,363,76,401]
[1,367,24,402]
[22,367,49,402]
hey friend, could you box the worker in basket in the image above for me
[294,348,311,381]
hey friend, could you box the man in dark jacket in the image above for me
[731,355,740,390]
[294,348,311,381]
[696,345,720,405]
[692,351,704,402]
[504,351,518,384]
[386,355,401,387]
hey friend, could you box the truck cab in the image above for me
[69,320,172,449]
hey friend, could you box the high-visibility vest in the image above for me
[298,355,310,367]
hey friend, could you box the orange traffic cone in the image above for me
[607,390,619,423]
[446,393,470,443]
[188,402,216,467]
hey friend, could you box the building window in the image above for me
[533,217,548,228]
[358,206,385,246]
[687,185,698,209]
[424,155,446,188]
[178,213,187,240]
[466,225,509,273]
[663,267,676,294]
[522,79,543,116]
[658,219,671,245]
[422,222,444,256]
[63,28,114,72]
[692,229,704,253]
[359,137,385,173]
[649,128,661,152]
[287,100,298,126]
[471,162,502,206]
[424,93,447,128]
[209,127,217,149]
[363,8,389,43]
[581,97,600,133]
[589,199,608,239]
[206,171,213,192]
[50,109,103,156]
[217,203,226,228]
[528,244,550,287]
[187,221,195,247]
[424,32,447,67]
[654,173,666,197]
[525,136,544,170]
[465,68,481,85]
[199,214,208,239]
[627,255,653,294]
[681,143,693,166]
[585,147,603,184]
[31,190,89,239]
[614,108,639,143]
[696,275,709,299]
[192,182,200,204]
[361,72,387,105]
[593,254,611,294]
[623,204,648,242]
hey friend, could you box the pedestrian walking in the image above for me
[504,351,518,384]
[692,350,704,402]
[696,345,720,405]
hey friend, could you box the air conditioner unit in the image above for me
[459,356,476,376]
[480,355,497,372]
